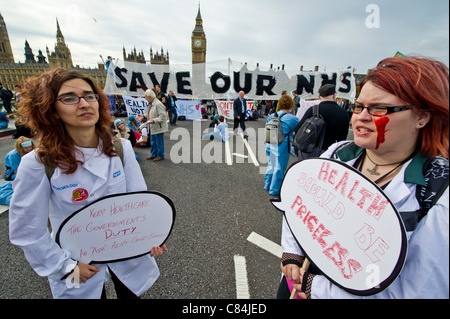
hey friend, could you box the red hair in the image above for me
[361,56,449,159]
[19,68,116,174]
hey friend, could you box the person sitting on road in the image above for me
[113,119,137,147]
[0,110,9,129]
[4,136,36,181]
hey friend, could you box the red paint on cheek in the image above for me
[374,117,390,150]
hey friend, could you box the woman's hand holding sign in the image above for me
[150,244,168,257]
[292,268,308,299]
[281,263,301,285]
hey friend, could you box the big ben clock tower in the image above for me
[191,3,206,91]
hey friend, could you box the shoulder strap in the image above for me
[113,139,124,165]
[45,164,55,181]
[313,104,319,117]
[416,157,449,216]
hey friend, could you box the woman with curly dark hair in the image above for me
[9,68,166,299]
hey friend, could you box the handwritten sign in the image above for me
[272,158,407,296]
[175,100,202,120]
[214,100,254,120]
[123,96,149,117]
[56,191,175,264]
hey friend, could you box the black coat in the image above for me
[233,97,247,118]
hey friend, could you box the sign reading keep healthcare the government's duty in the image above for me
[272,158,408,296]
[56,192,176,264]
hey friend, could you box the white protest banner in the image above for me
[123,96,149,117]
[56,191,175,264]
[272,158,408,296]
[175,100,202,120]
[104,59,356,101]
[215,100,255,120]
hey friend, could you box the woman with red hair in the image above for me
[9,68,167,299]
[280,56,449,299]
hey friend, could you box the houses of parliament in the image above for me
[0,5,207,92]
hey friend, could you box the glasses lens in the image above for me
[84,94,98,102]
[352,105,363,113]
[370,107,388,116]
[60,96,79,105]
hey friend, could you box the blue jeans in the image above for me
[150,133,165,159]
[168,107,178,125]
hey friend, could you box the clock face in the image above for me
[194,39,202,47]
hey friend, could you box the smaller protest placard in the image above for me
[215,100,254,120]
[176,100,202,120]
[56,191,175,264]
[272,158,408,296]
[123,96,149,117]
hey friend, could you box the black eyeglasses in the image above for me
[351,104,410,117]
[57,94,99,105]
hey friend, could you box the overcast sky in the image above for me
[1,0,449,74]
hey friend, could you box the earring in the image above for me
[419,123,424,126]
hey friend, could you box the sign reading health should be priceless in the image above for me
[272,158,408,296]
[56,191,175,264]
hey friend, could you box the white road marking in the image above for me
[0,205,9,215]
[247,232,282,258]
[233,153,248,159]
[240,133,259,167]
[234,255,250,299]
[225,139,233,165]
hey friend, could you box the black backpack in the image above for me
[293,104,326,154]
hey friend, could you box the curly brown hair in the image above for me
[18,68,116,174]
[276,95,295,112]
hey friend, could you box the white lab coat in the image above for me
[281,141,449,299]
[9,139,160,299]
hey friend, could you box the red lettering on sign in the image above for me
[354,224,375,251]
[328,169,339,185]
[290,194,362,280]
[365,237,390,263]
[312,224,333,249]
[334,171,349,196]
[357,188,374,209]
[318,162,331,182]
[347,180,360,203]
[365,195,389,221]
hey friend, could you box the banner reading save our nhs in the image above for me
[104,59,357,101]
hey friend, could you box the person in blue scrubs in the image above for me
[4,136,36,181]
[264,95,300,196]
[0,110,9,129]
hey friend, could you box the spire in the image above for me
[196,2,202,21]
[0,11,15,63]
[56,18,64,43]
[193,2,204,33]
